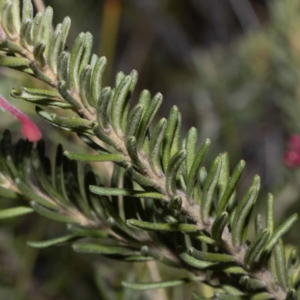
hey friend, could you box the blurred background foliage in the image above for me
[2,0,300,299]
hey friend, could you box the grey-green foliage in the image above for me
[0,1,299,299]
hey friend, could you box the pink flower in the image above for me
[285,135,300,168]
[0,95,42,142]
[288,135,300,151]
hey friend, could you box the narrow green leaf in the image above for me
[244,229,270,266]
[79,32,93,75]
[58,52,70,82]
[217,152,230,201]
[73,243,136,255]
[32,63,50,85]
[255,214,263,235]
[218,160,245,213]
[22,0,33,22]
[194,234,217,245]
[135,94,163,150]
[166,150,186,195]
[69,32,85,91]
[178,250,218,269]
[179,174,187,191]
[125,104,144,140]
[2,2,16,37]
[0,206,33,219]
[186,139,210,200]
[126,136,145,171]
[48,23,62,73]
[89,186,167,200]
[266,193,274,235]
[90,54,97,70]
[200,156,222,223]
[274,239,288,290]
[232,186,258,247]
[36,107,91,130]
[79,65,93,109]
[138,89,151,108]
[60,16,71,52]
[123,256,153,262]
[122,278,198,290]
[170,112,181,158]
[125,165,156,189]
[12,86,61,101]
[111,75,132,135]
[20,19,33,48]
[127,219,199,232]
[185,127,198,178]
[260,214,298,262]
[227,190,237,212]
[162,105,179,172]
[12,0,21,31]
[20,99,71,108]
[222,266,247,275]
[199,166,208,187]
[58,80,82,110]
[40,6,53,57]
[211,211,228,241]
[33,42,46,67]
[27,234,78,248]
[149,118,167,176]
[32,12,43,45]
[239,276,265,290]
[31,201,78,223]
[220,285,243,296]
[0,39,23,54]
[92,123,119,150]
[64,151,125,162]
[0,56,29,67]
[96,87,112,130]
[229,207,236,228]
[188,247,236,263]
[252,175,261,191]
[121,70,138,131]
[91,56,107,104]
[115,71,125,87]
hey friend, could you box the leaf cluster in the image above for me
[0,1,298,299]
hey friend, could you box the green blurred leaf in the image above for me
[0,206,33,219]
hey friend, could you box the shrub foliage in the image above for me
[0,1,298,299]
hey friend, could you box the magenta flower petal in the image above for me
[0,95,42,142]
